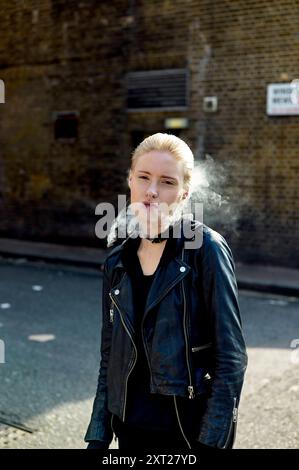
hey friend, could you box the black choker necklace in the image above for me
[146,236,166,244]
[144,226,173,243]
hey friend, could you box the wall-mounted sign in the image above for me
[203,96,218,112]
[267,82,299,115]
[164,118,189,129]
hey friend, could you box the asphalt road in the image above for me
[0,257,298,449]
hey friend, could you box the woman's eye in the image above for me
[138,176,173,185]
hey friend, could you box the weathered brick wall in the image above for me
[0,0,129,246]
[196,0,299,266]
[0,0,298,265]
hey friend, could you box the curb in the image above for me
[1,238,299,297]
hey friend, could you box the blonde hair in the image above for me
[129,132,194,193]
[107,133,195,247]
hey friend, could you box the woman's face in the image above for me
[128,150,188,237]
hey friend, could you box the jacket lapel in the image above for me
[144,257,190,318]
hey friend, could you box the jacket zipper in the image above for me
[173,396,191,449]
[181,248,194,400]
[172,249,193,449]
[109,303,114,323]
[222,397,238,448]
[109,292,138,422]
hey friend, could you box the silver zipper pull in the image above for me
[109,307,114,323]
[232,397,238,422]
[188,385,195,399]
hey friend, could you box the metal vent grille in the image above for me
[126,68,188,111]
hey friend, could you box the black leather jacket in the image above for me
[84,220,248,449]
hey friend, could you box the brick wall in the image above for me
[0,0,129,245]
[0,0,298,265]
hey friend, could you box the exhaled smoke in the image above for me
[106,197,193,248]
[189,154,243,238]
[106,154,245,247]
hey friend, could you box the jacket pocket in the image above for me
[191,342,212,353]
[191,343,213,395]
[191,342,213,370]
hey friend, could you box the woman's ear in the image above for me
[127,171,132,188]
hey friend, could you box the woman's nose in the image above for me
[146,184,158,199]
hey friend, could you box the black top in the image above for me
[123,239,179,431]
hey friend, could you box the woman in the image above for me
[85,133,248,450]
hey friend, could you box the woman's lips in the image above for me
[143,202,159,210]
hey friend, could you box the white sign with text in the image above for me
[267,82,299,115]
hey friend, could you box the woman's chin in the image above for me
[138,219,171,239]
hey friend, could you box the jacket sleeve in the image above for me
[84,260,114,446]
[196,230,248,448]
